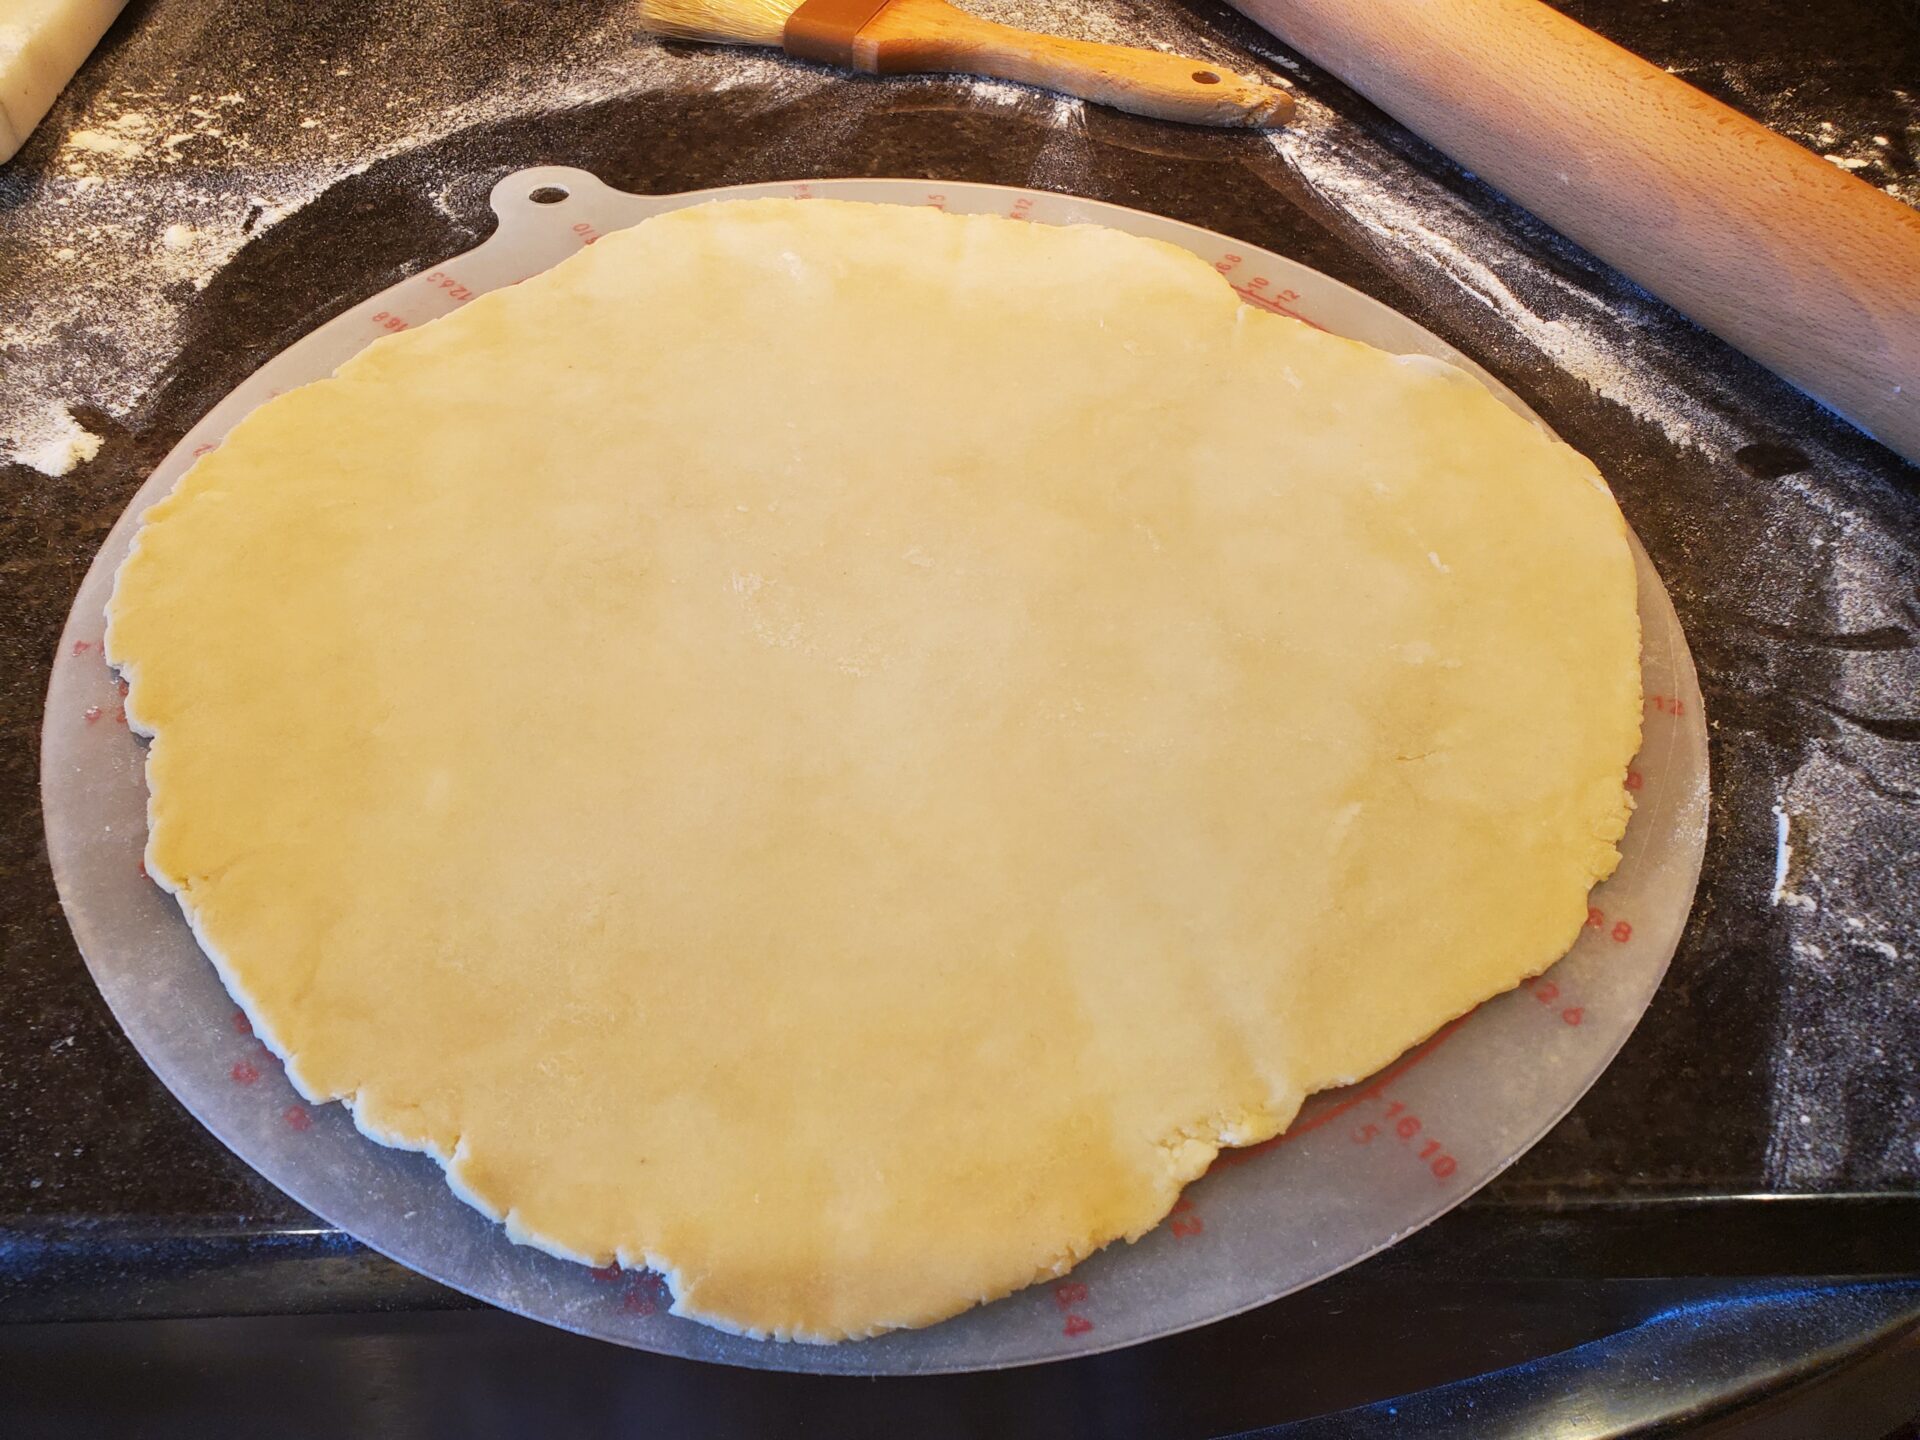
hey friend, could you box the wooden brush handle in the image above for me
[850,0,1291,128]
[1231,0,1920,465]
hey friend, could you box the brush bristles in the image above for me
[637,0,803,47]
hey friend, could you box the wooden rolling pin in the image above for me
[1231,0,1920,466]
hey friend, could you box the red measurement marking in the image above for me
[1274,1014,1469,1146]
[1237,276,1302,304]
[71,639,92,655]
[791,182,814,200]
[1625,769,1644,792]
[570,220,602,246]
[283,1105,313,1132]
[924,193,947,210]
[83,706,102,725]
[1010,196,1035,220]
[1587,907,1635,944]
[421,270,475,302]
[191,443,217,457]
[113,707,126,726]
[1063,1313,1094,1337]
[616,1271,670,1315]
[231,1010,251,1034]
[1214,1012,1475,1175]
[1526,977,1587,1027]
[117,678,129,697]
[1214,253,1243,273]
[1052,1282,1089,1309]
[370,310,409,333]
[1355,1100,1458,1180]
[1171,1210,1205,1239]
[1647,694,1686,717]
[230,1060,260,1085]
[1231,284,1326,329]
[136,858,147,879]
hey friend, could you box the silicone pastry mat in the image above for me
[42,169,1709,1375]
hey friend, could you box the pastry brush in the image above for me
[638,0,1292,128]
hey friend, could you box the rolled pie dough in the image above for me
[106,199,1640,1342]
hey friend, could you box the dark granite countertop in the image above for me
[2,0,1917,1430]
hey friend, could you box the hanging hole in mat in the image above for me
[528,186,570,205]
[1192,70,1221,85]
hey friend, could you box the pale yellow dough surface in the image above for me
[106,199,1640,1342]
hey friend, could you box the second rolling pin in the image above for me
[1232,0,1920,465]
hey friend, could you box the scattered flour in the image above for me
[64,109,156,159]
[1763,750,1920,1188]
[0,0,826,476]
[1270,103,1717,455]
[1740,94,1916,206]
[8,403,103,478]
[1747,491,1917,1188]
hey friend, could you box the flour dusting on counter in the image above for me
[1764,750,1920,1187]
[7,404,103,478]
[0,0,823,476]
[1270,102,1715,456]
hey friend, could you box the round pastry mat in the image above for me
[41,169,1709,1375]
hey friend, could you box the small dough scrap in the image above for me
[107,199,1640,1342]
